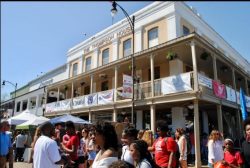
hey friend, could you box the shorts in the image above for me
[88,151,96,160]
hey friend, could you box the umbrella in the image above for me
[49,114,91,125]
[8,109,38,125]
[16,116,49,129]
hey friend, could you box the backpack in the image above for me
[185,135,192,155]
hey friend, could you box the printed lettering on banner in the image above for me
[226,86,236,102]
[212,80,226,99]
[45,102,56,113]
[72,96,85,109]
[246,96,250,108]
[85,94,97,106]
[198,73,212,89]
[56,99,71,111]
[98,90,114,105]
[123,74,133,98]
[161,72,192,95]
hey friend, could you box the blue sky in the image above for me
[1,1,250,100]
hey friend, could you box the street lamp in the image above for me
[2,80,17,117]
[111,1,135,125]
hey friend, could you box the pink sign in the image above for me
[212,80,226,99]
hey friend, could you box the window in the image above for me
[101,81,109,91]
[148,66,160,80]
[183,26,190,36]
[102,49,109,65]
[84,86,90,95]
[85,57,91,72]
[123,39,131,57]
[73,63,78,77]
[148,27,158,48]
[16,102,20,112]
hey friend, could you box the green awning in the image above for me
[16,125,36,130]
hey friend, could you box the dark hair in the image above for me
[243,117,250,131]
[65,121,75,130]
[156,120,169,132]
[40,122,54,135]
[123,127,138,140]
[176,128,185,135]
[108,160,130,168]
[95,122,118,151]
[130,140,155,167]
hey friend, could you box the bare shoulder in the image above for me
[102,148,118,158]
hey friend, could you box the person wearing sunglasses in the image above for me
[207,130,224,168]
[222,138,243,168]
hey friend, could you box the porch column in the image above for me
[90,75,93,94]
[89,111,92,123]
[150,54,155,97]
[20,101,23,112]
[114,66,118,101]
[190,41,198,91]
[27,98,31,110]
[193,100,201,168]
[136,110,143,130]
[57,87,60,102]
[150,104,156,134]
[14,101,18,113]
[71,82,74,98]
[113,109,117,122]
[245,77,249,95]
[35,95,39,109]
[45,88,48,104]
[212,54,218,80]
[217,104,223,133]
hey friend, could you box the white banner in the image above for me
[161,72,192,95]
[45,102,56,113]
[72,96,85,109]
[123,74,133,99]
[246,96,250,108]
[56,99,71,111]
[98,90,114,105]
[236,91,240,105]
[226,86,236,102]
[198,73,212,89]
[85,93,98,106]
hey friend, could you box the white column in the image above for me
[90,75,93,94]
[14,101,18,113]
[66,63,71,78]
[171,107,185,132]
[89,111,92,123]
[150,104,156,134]
[71,82,74,98]
[113,109,117,122]
[193,100,201,168]
[136,110,143,130]
[35,95,39,108]
[20,101,23,112]
[190,41,198,91]
[135,27,143,52]
[217,105,223,133]
[167,12,181,40]
[92,48,99,68]
[150,54,155,97]
[57,87,60,102]
[212,54,218,80]
[27,98,31,110]
[114,66,118,101]
[112,38,119,61]
[79,56,83,74]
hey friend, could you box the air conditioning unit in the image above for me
[49,91,65,99]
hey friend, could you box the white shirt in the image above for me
[136,158,152,168]
[92,150,118,168]
[208,140,224,163]
[121,145,134,165]
[177,135,187,160]
[33,135,61,168]
[16,134,26,148]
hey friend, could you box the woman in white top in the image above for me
[175,128,187,168]
[121,127,138,168]
[129,140,154,168]
[92,122,118,168]
[81,128,89,168]
[207,130,224,168]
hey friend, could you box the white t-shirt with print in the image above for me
[33,135,61,168]
[121,145,134,165]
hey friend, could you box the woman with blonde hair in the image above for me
[207,130,224,168]
[175,128,187,168]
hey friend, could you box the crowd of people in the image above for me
[0,117,250,168]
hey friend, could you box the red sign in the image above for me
[212,80,226,99]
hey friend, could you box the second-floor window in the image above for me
[73,63,78,77]
[85,57,91,72]
[183,26,190,36]
[148,27,158,48]
[102,49,109,65]
[101,81,109,91]
[123,39,131,57]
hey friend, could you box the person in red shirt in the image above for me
[222,138,243,168]
[61,121,79,168]
[148,120,177,168]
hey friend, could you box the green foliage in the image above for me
[166,51,177,60]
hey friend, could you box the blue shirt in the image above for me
[0,132,12,156]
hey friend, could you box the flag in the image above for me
[240,88,248,121]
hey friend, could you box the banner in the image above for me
[85,93,98,106]
[212,80,226,99]
[123,74,133,98]
[161,72,192,95]
[236,91,240,105]
[226,86,236,102]
[246,96,250,108]
[98,90,114,105]
[45,102,56,113]
[72,96,85,109]
[198,73,212,89]
[240,88,248,120]
[56,99,71,111]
